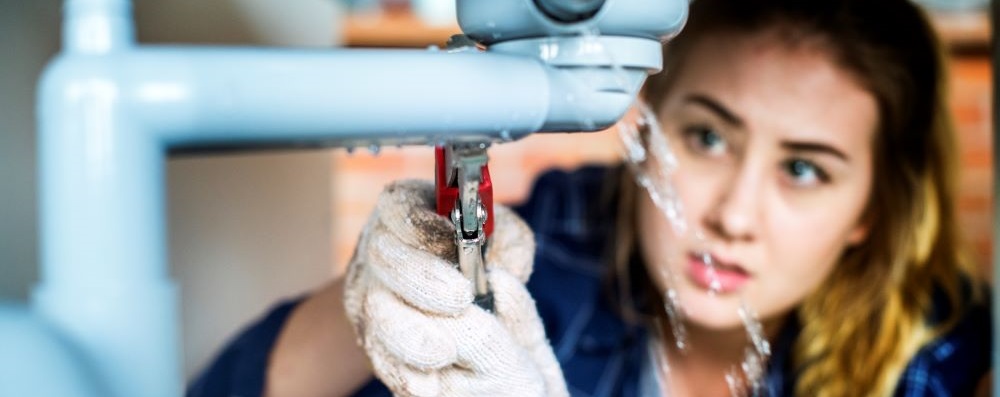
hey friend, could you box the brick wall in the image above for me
[950,56,993,278]
[329,55,993,278]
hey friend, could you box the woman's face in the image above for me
[638,32,878,329]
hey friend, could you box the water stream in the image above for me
[616,100,772,396]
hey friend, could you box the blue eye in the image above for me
[783,159,828,186]
[683,125,727,155]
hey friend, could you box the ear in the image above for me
[845,221,869,246]
[846,207,872,246]
[845,197,877,246]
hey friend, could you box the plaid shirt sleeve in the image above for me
[894,293,992,396]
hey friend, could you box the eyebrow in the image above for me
[684,94,850,162]
[684,94,744,127]
[780,141,849,161]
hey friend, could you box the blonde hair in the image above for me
[614,0,983,395]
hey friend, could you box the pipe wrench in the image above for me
[435,144,495,311]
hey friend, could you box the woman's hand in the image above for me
[343,180,567,397]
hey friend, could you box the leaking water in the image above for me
[499,130,513,142]
[662,274,688,352]
[368,144,381,156]
[734,301,771,395]
[694,231,723,296]
[615,99,772,396]
[740,302,772,358]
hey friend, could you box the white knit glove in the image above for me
[343,180,568,397]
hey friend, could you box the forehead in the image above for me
[665,31,878,148]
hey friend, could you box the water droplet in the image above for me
[499,130,513,142]
[739,303,772,357]
[708,280,722,295]
[427,45,440,51]
[616,104,681,230]
[345,146,355,155]
[661,273,688,353]
[721,301,770,396]
[368,144,381,155]
[725,370,744,397]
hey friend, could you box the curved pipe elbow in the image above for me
[0,306,104,397]
[488,34,661,133]
[37,55,127,145]
[541,66,645,132]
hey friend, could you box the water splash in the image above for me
[692,230,723,296]
[740,302,771,358]
[617,103,690,355]
[616,101,685,234]
[725,371,742,397]
[723,302,771,396]
[575,27,633,96]
[662,278,688,352]
[557,27,635,133]
[617,103,774,396]
[725,347,767,397]
[739,301,771,395]
[499,130,513,142]
[595,25,770,396]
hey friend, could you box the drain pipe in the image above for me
[33,0,686,396]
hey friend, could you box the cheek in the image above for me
[769,180,871,269]
[766,215,843,280]
[757,195,867,306]
[672,166,725,227]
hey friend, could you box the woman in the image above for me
[188,0,991,395]
[626,0,991,394]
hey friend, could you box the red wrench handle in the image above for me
[434,146,494,237]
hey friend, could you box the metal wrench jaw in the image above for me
[439,143,495,311]
[444,144,490,234]
[450,202,494,312]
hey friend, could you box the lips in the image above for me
[686,252,751,293]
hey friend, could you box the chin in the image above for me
[677,289,748,330]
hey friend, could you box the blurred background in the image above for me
[0,0,992,381]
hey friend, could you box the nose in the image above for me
[703,164,761,243]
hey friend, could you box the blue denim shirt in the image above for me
[188,166,991,397]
